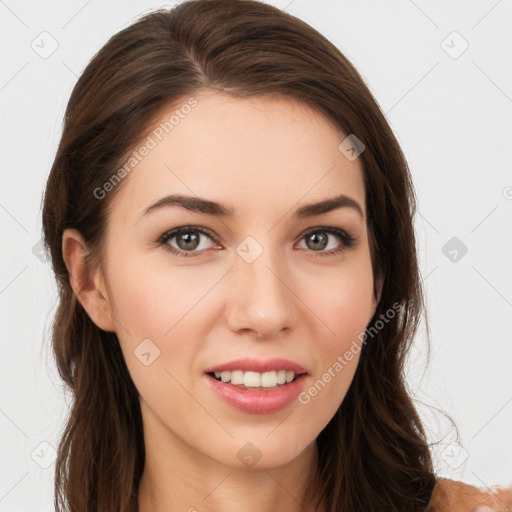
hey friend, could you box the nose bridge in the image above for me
[227,234,296,337]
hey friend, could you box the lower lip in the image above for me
[205,373,308,414]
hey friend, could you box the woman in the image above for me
[40,0,511,510]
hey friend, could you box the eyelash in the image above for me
[156,225,356,259]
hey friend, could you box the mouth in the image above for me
[205,370,307,390]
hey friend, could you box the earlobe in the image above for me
[376,275,384,303]
[372,275,384,313]
[61,229,116,332]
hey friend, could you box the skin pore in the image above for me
[62,91,383,512]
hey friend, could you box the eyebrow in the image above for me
[141,193,364,220]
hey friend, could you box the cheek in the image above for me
[105,257,208,422]
[304,252,376,349]
[105,255,226,400]
[106,254,215,341]
[294,254,375,422]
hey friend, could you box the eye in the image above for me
[156,226,220,258]
[296,227,356,257]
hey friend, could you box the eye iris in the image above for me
[306,232,328,251]
[177,231,200,250]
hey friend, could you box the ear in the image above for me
[61,228,116,332]
[372,274,384,315]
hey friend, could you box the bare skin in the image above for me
[428,478,512,511]
[62,91,383,512]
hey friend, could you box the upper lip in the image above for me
[204,358,308,375]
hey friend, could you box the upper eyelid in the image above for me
[158,225,220,244]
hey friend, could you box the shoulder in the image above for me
[426,478,512,511]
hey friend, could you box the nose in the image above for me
[225,244,299,339]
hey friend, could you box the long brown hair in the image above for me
[41,1,441,510]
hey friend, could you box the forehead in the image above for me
[109,91,366,224]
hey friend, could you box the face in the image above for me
[82,91,380,470]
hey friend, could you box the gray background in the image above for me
[1,0,511,509]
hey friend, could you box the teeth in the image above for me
[231,370,244,385]
[244,371,261,387]
[211,370,299,387]
[276,370,286,385]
